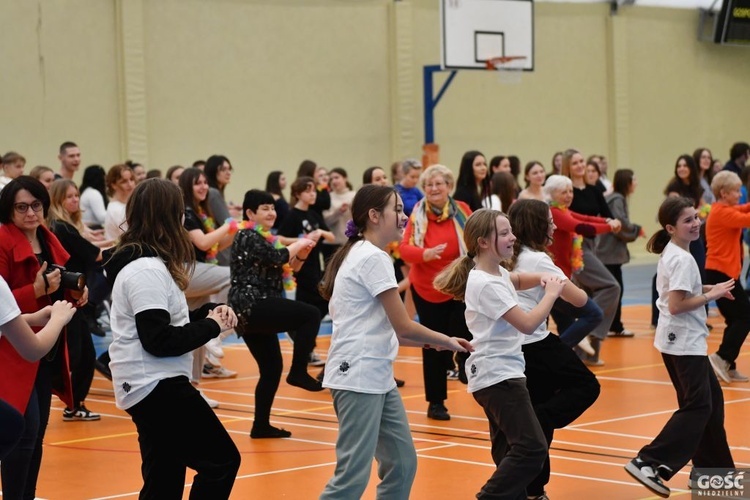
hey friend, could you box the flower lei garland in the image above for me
[237,220,296,291]
[197,208,220,264]
[698,203,711,220]
[549,202,584,274]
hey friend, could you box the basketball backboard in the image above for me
[440,0,534,71]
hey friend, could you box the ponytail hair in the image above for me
[433,209,503,300]
[318,185,397,300]
[646,196,694,255]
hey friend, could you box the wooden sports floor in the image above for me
[28,303,750,500]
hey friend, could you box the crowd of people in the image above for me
[0,139,748,498]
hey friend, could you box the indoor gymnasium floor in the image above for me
[27,262,750,499]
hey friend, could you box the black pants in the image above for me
[639,354,733,478]
[66,311,95,407]
[411,287,472,404]
[704,269,750,370]
[604,264,625,333]
[238,297,320,427]
[472,378,547,500]
[126,376,241,500]
[295,285,329,351]
[522,334,601,496]
[1,360,52,500]
[0,399,24,462]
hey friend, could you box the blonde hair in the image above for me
[711,170,741,200]
[433,209,504,301]
[560,148,581,179]
[420,164,455,191]
[47,179,85,232]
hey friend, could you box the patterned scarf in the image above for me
[549,201,584,274]
[408,197,469,256]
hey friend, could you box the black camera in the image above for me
[46,264,86,291]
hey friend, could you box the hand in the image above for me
[70,286,89,307]
[424,243,448,261]
[542,276,565,297]
[23,306,53,327]
[34,262,61,296]
[539,273,566,287]
[208,305,238,332]
[706,280,735,301]
[608,219,622,233]
[339,203,349,213]
[50,300,76,325]
[307,229,323,244]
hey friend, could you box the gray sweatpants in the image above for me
[320,388,417,500]
[573,239,620,340]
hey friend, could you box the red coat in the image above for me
[0,222,74,413]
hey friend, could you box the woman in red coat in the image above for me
[0,176,88,500]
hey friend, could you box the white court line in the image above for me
[596,375,750,393]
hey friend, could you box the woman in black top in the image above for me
[266,170,290,231]
[453,150,491,211]
[47,179,106,421]
[229,190,323,439]
[562,149,623,364]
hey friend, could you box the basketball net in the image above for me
[485,56,526,85]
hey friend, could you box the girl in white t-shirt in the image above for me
[624,196,734,498]
[318,185,472,500]
[104,179,240,500]
[434,209,565,500]
[0,277,75,460]
[506,199,600,500]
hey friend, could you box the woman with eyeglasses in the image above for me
[399,165,473,421]
[0,176,89,500]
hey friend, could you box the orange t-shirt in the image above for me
[705,202,750,278]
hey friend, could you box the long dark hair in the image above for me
[265,171,285,198]
[204,155,231,195]
[178,167,213,219]
[319,185,397,300]
[455,150,490,207]
[80,165,109,207]
[646,196,694,255]
[490,171,516,212]
[506,199,552,271]
[112,179,195,290]
[664,154,703,208]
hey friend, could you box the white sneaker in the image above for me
[709,353,732,383]
[728,368,749,382]
[607,329,635,337]
[205,337,225,359]
[202,364,238,379]
[200,391,219,409]
[578,336,595,356]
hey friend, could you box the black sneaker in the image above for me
[427,403,450,421]
[624,457,670,498]
[62,405,101,422]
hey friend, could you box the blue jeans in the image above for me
[551,297,603,348]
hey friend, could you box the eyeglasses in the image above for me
[14,201,44,213]
[425,181,447,190]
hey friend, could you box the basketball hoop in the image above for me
[485,56,526,85]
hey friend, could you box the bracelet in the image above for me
[225,218,239,235]
[295,256,307,262]
[701,293,709,305]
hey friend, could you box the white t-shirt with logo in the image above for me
[464,268,526,393]
[109,257,192,410]
[0,276,21,340]
[323,240,399,394]
[514,247,566,345]
[654,241,707,356]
